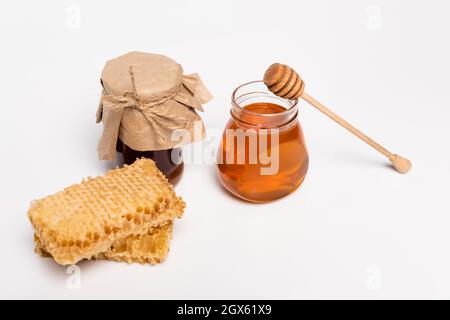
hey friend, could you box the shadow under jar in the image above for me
[217,81,309,202]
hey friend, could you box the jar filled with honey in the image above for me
[217,81,309,202]
[96,52,212,186]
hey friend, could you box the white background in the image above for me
[1,0,449,300]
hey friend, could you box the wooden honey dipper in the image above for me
[264,63,412,174]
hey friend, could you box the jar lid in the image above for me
[97,51,213,161]
[101,52,183,101]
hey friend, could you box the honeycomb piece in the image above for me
[97,222,173,264]
[34,222,174,265]
[28,158,185,266]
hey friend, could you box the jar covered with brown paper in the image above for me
[96,52,213,185]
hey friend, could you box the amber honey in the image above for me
[217,83,309,203]
[117,139,184,186]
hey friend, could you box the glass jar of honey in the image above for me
[217,81,309,202]
[97,52,212,187]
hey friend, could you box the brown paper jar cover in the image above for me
[96,51,213,160]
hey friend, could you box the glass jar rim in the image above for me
[231,80,299,128]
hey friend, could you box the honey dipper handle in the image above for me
[301,92,412,173]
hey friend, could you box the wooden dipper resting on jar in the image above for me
[263,63,412,174]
